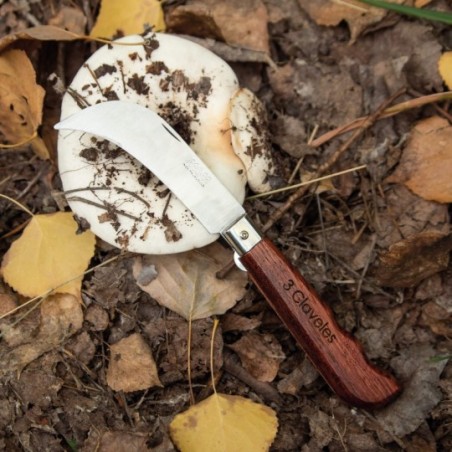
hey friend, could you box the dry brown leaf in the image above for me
[0,293,83,375]
[133,243,248,320]
[106,333,162,392]
[376,343,447,437]
[420,301,452,337]
[166,0,270,53]
[297,0,398,42]
[221,312,261,333]
[0,25,82,53]
[387,116,452,203]
[0,49,48,157]
[48,6,87,34]
[228,331,285,382]
[374,231,452,288]
[97,431,150,452]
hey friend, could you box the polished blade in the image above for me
[55,101,245,234]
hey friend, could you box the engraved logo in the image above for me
[183,158,212,187]
[283,279,337,344]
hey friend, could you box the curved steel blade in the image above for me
[55,101,245,234]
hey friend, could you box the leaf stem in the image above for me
[0,193,34,217]
[210,318,220,395]
[0,131,38,149]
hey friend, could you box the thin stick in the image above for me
[247,165,367,200]
[310,91,452,148]
[261,88,405,233]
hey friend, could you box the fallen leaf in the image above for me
[0,25,82,53]
[166,0,270,53]
[376,343,448,437]
[374,231,452,288]
[0,49,48,158]
[133,243,248,320]
[228,332,285,382]
[420,301,452,337]
[221,313,261,333]
[97,431,150,452]
[438,51,452,90]
[106,333,162,392]
[169,393,278,451]
[387,116,452,203]
[277,358,319,395]
[297,0,396,42]
[48,6,87,34]
[90,0,166,38]
[376,184,449,249]
[0,293,83,375]
[1,212,96,297]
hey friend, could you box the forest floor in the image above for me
[0,0,451,451]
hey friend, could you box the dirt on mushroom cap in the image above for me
[58,32,251,254]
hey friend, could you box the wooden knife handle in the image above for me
[240,238,401,409]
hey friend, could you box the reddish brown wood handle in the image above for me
[240,238,401,409]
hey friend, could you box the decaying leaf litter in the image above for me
[0,0,451,450]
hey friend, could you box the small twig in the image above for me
[310,90,452,148]
[17,164,48,200]
[261,89,405,233]
[247,165,367,201]
[65,186,151,208]
[215,259,237,280]
[223,350,283,405]
[66,196,140,221]
[355,234,377,299]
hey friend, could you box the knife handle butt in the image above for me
[240,238,401,409]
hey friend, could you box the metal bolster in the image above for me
[221,215,263,256]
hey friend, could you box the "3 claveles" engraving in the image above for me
[283,279,337,343]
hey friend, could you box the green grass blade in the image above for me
[357,0,452,25]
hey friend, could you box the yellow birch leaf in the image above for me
[0,50,49,158]
[438,51,452,90]
[169,393,278,452]
[1,212,96,297]
[90,0,166,38]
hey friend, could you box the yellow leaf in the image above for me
[169,393,278,452]
[438,51,452,90]
[1,212,96,297]
[90,0,166,38]
[0,50,48,158]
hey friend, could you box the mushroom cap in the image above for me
[58,32,248,254]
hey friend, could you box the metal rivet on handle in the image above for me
[240,231,249,240]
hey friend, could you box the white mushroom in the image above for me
[58,32,275,254]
